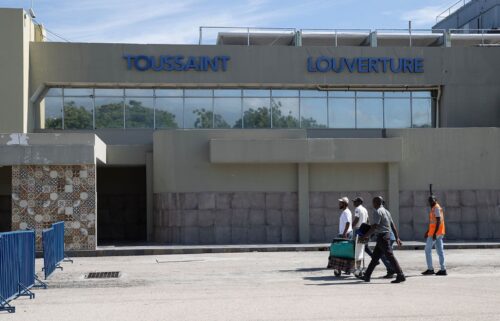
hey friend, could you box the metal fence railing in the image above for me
[436,0,471,23]
[0,230,37,313]
[42,221,73,280]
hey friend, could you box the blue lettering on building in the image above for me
[307,57,424,73]
[123,55,231,72]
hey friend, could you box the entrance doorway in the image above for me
[0,166,12,232]
[97,166,147,244]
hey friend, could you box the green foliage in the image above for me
[64,101,93,129]
[125,100,153,128]
[192,108,230,128]
[95,102,123,128]
[240,107,271,128]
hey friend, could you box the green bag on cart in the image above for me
[330,239,355,259]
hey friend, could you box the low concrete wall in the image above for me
[154,192,298,244]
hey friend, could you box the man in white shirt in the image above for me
[352,197,369,230]
[338,197,353,239]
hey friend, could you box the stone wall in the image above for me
[399,190,500,241]
[154,192,298,244]
[309,191,387,243]
[11,165,97,250]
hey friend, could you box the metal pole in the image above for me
[198,27,202,45]
[247,27,250,46]
[409,20,412,47]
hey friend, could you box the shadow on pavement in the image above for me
[278,267,327,273]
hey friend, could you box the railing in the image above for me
[42,221,72,280]
[300,29,371,47]
[199,26,297,46]
[436,0,472,23]
[0,231,37,313]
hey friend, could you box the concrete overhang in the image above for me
[210,138,402,163]
[0,133,106,165]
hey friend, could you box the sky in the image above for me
[0,0,463,44]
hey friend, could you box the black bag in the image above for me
[357,223,371,237]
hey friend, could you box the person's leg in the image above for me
[435,236,446,271]
[363,237,383,280]
[380,237,403,276]
[364,245,373,257]
[425,236,435,271]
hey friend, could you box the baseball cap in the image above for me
[352,197,363,203]
[338,196,349,204]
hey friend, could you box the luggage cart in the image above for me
[327,236,365,277]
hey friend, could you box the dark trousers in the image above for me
[364,240,395,273]
[364,233,403,278]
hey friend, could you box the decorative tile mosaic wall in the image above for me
[11,165,97,250]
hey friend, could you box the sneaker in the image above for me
[383,272,395,279]
[421,269,435,275]
[435,270,447,276]
[391,275,406,283]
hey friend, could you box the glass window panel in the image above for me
[155,98,183,128]
[184,97,213,128]
[46,88,63,97]
[125,89,154,97]
[300,98,327,128]
[271,90,299,97]
[214,98,242,128]
[43,97,63,129]
[328,91,355,98]
[95,89,124,97]
[243,89,270,97]
[242,97,271,128]
[384,98,411,128]
[95,97,124,128]
[329,98,355,128]
[300,90,327,98]
[64,88,93,96]
[184,89,212,97]
[63,97,93,129]
[357,91,383,98]
[356,98,383,128]
[412,98,432,128]
[155,89,183,97]
[271,97,299,128]
[412,91,432,98]
[214,89,241,97]
[384,91,410,98]
[125,98,154,128]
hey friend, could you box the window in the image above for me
[329,97,355,128]
[300,97,327,128]
[243,97,270,128]
[125,98,154,128]
[214,98,242,128]
[184,97,213,128]
[95,97,124,129]
[64,97,93,129]
[384,93,411,128]
[39,87,434,130]
[44,97,63,129]
[156,98,182,128]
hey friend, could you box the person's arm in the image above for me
[352,217,359,228]
[342,222,351,238]
[390,221,403,247]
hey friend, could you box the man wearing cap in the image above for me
[422,195,447,276]
[357,196,406,283]
[338,196,353,239]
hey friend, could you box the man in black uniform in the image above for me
[357,196,406,284]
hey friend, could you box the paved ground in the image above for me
[4,249,500,321]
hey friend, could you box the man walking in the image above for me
[338,197,353,239]
[422,195,447,276]
[352,197,396,279]
[357,196,406,284]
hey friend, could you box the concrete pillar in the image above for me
[298,163,309,243]
[146,152,154,242]
[369,31,377,47]
[387,162,400,229]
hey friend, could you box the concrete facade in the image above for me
[0,8,499,249]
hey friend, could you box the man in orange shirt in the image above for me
[422,195,447,276]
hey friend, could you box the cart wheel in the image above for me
[334,270,341,277]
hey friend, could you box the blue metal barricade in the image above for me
[0,230,36,313]
[42,226,57,280]
[42,221,71,280]
[52,222,65,264]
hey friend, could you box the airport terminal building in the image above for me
[0,8,499,251]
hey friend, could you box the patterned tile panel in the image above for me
[11,165,96,250]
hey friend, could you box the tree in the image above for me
[63,101,93,129]
[125,100,154,128]
[192,108,230,128]
[95,102,124,128]
[238,106,271,128]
